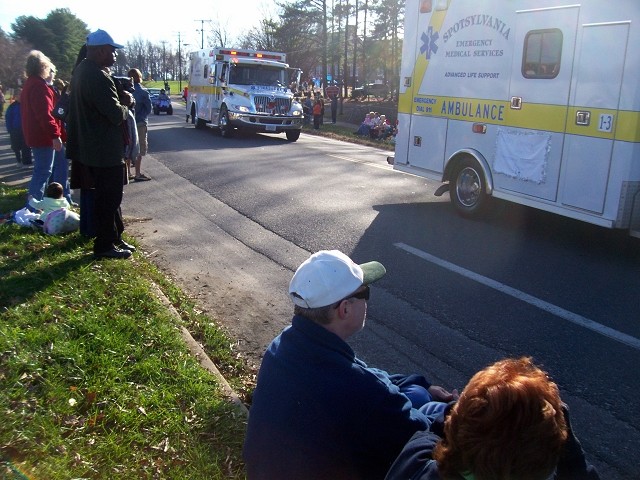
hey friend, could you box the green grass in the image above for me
[144,81,185,95]
[301,122,396,150]
[0,185,248,479]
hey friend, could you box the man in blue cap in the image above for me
[243,250,458,479]
[66,29,136,259]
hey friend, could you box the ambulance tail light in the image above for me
[472,123,487,134]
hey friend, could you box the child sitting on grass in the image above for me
[28,182,80,235]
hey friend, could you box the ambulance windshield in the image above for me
[229,65,286,86]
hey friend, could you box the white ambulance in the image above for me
[187,48,303,141]
[393,0,640,236]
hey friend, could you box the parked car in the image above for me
[351,83,389,100]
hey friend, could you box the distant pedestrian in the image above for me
[330,93,338,124]
[313,98,323,129]
[0,85,6,118]
[4,89,32,165]
[303,93,313,125]
[128,68,152,182]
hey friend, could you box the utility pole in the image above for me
[177,33,183,92]
[195,19,211,49]
[160,40,167,83]
[181,42,190,93]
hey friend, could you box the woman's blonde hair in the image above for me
[25,50,54,78]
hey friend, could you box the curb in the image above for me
[148,281,249,416]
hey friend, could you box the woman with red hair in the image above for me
[386,357,599,480]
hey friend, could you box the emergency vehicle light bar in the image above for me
[218,49,284,61]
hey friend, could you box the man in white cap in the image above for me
[66,29,135,259]
[243,250,458,480]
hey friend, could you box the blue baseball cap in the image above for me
[86,29,124,49]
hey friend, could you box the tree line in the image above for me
[0,1,404,95]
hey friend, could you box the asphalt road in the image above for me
[96,105,639,478]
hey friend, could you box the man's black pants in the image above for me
[89,164,125,254]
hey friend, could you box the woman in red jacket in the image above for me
[21,50,66,206]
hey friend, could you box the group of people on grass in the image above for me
[355,110,398,141]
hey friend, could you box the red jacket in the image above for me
[21,75,62,148]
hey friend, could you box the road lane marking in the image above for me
[395,242,640,351]
[329,154,394,171]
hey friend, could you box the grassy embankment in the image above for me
[0,184,250,479]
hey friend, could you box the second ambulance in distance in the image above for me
[187,48,303,141]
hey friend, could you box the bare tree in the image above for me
[0,29,32,89]
[208,19,233,48]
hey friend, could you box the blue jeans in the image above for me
[400,384,448,422]
[50,146,71,203]
[27,146,69,202]
[28,147,56,203]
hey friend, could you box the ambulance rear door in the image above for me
[499,5,579,201]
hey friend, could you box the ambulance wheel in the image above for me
[286,130,301,142]
[451,158,487,217]
[219,106,234,138]
[195,117,206,129]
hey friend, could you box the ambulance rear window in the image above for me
[522,29,562,79]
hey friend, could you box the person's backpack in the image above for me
[52,91,70,121]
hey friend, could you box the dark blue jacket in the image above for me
[243,315,432,480]
[132,83,151,124]
[5,101,22,133]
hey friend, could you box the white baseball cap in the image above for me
[289,250,386,308]
[86,29,124,49]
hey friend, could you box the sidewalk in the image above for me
[0,128,32,190]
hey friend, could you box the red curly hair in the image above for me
[434,357,568,480]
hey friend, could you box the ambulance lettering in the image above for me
[440,100,504,121]
[442,14,511,43]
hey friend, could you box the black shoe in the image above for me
[117,240,136,252]
[94,247,132,259]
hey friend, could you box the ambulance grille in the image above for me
[253,96,291,115]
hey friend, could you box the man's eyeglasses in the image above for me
[334,285,370,308]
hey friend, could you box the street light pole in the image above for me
[195,19,210,49]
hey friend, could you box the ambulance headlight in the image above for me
[292,110,302,116]
[232,105,251,113]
